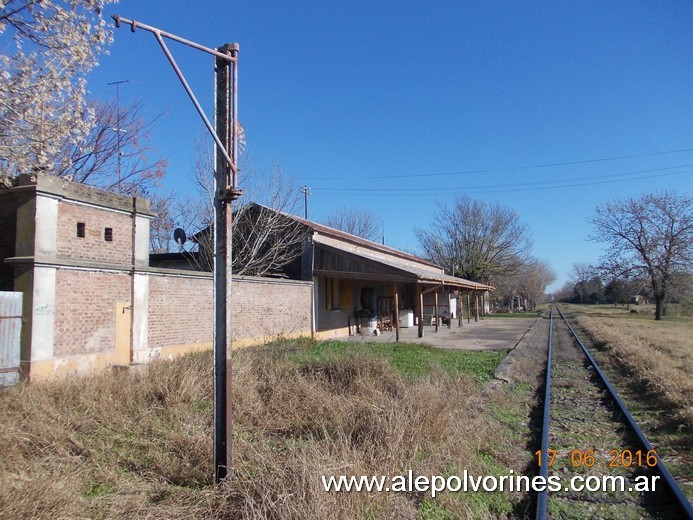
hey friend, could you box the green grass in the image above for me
[285,339,507,382]
[418,500,457,519]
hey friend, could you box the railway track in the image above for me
[534,306,693,520]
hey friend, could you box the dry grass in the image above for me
[0,340,513,519]
[564,304,693,426]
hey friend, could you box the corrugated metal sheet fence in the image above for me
[0,292,23,386]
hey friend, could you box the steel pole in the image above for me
[213,42,240,484]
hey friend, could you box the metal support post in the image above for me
[213,42,240,483]
[111,15,242,485]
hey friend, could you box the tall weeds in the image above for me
[576,315,692,426]
[0,342,505,519]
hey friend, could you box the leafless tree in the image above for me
[590,191,693,320]
[323,206,383,242]
[569,263,604,304]
[415,195,533,283]
[518,259,556,310]
[149,192,179,254]
[57,99,168,194]
[492,257,556,311]
[569,262,595,285]
[161,137,308,276]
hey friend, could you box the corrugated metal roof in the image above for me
[260,204,494,291]
[312,233,493,291]
[291,214,442,270]
[355,252,493,291]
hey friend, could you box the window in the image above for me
[76,222,86,238]
[325,278,340,310]
[325,278,352,311]
[104,227,113,242]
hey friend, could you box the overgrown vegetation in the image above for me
[563,304,692,426]
[0,339,520,519]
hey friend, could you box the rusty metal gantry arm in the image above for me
[112,15,240,198]
[112,15,240,484]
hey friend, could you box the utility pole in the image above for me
[112,15,241,485]
[213,41,241,484]
[301,185,310,220]
[107,80,129,191]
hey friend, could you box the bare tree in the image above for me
[517,259,556,310]
[324,206,383,242]
[493,257,556,311]
[161,137,308,276]
[57,99,168,194]
[569,262,604,304]
[590,191,693,320]
[149,192,179,254]
[569,262,595,285]
[415,195,533,283]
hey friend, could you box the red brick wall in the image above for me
[53,270,312,360]
[148,275,214,350]
[148,274,312,349]
[231,277,313,341]
[54,269,130,357]
[57,203,132,265]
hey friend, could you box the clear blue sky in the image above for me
[88,1,693,292]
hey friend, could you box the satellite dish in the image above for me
[173,227,187,246]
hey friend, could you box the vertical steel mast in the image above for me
[213,42,241,483]
[112,15,241,483]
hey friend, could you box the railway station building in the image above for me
[0,174,491,381]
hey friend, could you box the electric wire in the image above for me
[297,146,693,181]
[309,164,693,195]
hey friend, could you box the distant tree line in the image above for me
[554,262,693,309]
[555,192,693,320]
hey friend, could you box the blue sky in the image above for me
[88,1,693,291]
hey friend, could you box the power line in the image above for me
[297,146,693,181]
[311,165,693,195]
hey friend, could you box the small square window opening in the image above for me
[77,222,86,238]
[104,227,113,242]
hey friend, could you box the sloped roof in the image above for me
[193,203,493,291]
[290,213,443,270]
[282,208,493,291]
[313,239,493,291]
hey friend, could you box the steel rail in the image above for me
[555,306,693,520]
[535,308,553,520]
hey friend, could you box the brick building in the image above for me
[1,175,312,381]
[191,204,494,339]
[0,175,491,382]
